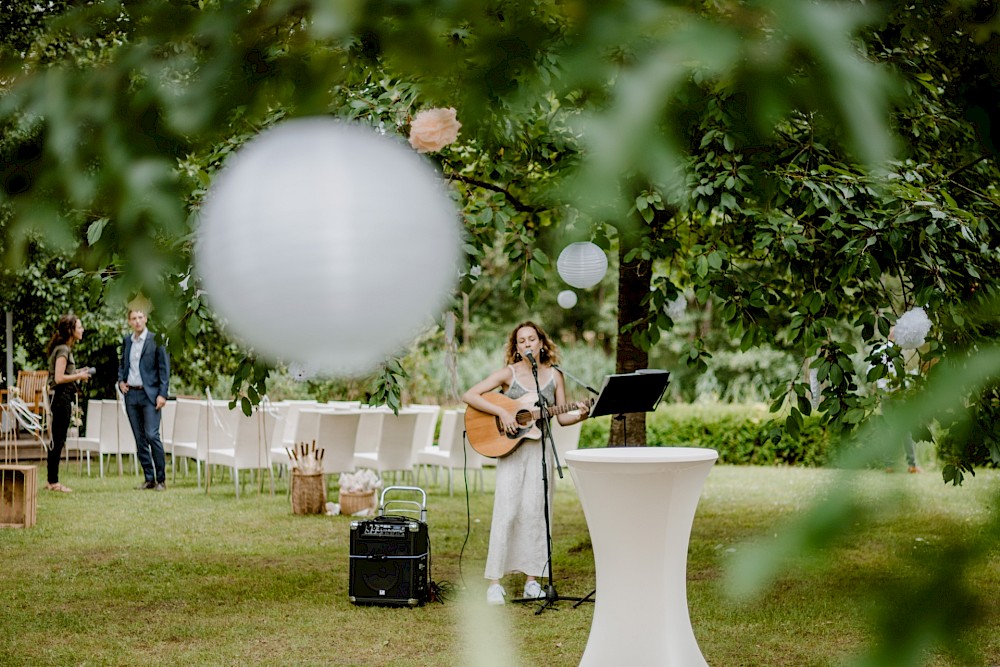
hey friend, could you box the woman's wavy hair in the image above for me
[503,320,561,366]
[46,314,80,355]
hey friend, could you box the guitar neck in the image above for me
[527,399,589,421]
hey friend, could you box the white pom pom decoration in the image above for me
[665,294,687,322]
[557,290,578,309]
[197,118,461,376]
[557,242,608,289]
[893,307,932,349]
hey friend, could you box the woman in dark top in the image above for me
[45,314,93,492]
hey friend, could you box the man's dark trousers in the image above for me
[126,389,165,484]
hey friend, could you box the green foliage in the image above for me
[1,0,999,470]
[6,3,998,663]
[577,403,832,467]
[227,355,270,416]
[366,357,408,414]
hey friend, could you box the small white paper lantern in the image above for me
[557,290,578,309]
[557,242,608,289]
[196,117,461,376]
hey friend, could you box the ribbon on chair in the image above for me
[6,396,48,446]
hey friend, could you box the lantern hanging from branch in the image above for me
[557,242,608,289]
[197,118,461,376]
[557,290,578,309]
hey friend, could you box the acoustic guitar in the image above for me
[464,392,592,458]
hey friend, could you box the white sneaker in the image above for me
[486,584,507,606]
[523,580,544,599]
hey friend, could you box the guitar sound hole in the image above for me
[494,415,529,440]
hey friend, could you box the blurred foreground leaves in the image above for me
[728,346,1000,665]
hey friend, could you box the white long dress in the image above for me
[484,369,557,580]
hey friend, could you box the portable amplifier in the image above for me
[349,515,429,606]
[349,487,430,607]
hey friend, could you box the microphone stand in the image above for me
[512,354,591,614]
[552,363,601,607]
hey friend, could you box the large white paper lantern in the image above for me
[557,290,578,309]
[196,117,461,376]
[557,242,608,289]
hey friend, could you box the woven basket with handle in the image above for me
[339,490,376,515]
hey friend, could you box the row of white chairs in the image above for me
[69,396,584,497]
[70,398,141,476]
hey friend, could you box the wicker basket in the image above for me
[291,472,326,515]
[339,490,377,516]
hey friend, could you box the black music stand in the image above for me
[590,369,671,445]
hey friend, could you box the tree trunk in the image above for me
[609,228,651,446]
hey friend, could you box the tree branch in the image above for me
[444,173,547,213]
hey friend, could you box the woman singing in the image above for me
[462,321,589,605]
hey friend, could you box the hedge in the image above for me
[577,403,832,467]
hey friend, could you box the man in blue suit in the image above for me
[118,308,170,490]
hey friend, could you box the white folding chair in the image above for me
[159,400,176,451]
[317,411,362,479]
[417,410,484,495]
[71,399,102,476]
[353,409,422,485]
[168,398,204,483]
[260,400,292,472]
[279,401,324,452]
[109,387,141,476]
[353,406,388,455]
[97,399,138,477]
[207,408,276,497]
[410,404,440,462]
[415,409,457,485]
[202,391,238,493]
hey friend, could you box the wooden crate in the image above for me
[0,465,37,528]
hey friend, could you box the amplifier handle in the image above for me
[378,485,428,522]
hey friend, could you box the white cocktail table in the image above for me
[565,446,718,666]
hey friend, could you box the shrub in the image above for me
[578,402,832,467]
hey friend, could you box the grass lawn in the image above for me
[1,457,998,666]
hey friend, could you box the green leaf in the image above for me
[797,395,812,416]
[785,411,801,439]
[696,255,709,278]
[86,218,110,246]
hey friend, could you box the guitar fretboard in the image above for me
[520,400,591,422]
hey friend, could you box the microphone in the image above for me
[525,350,537,369]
